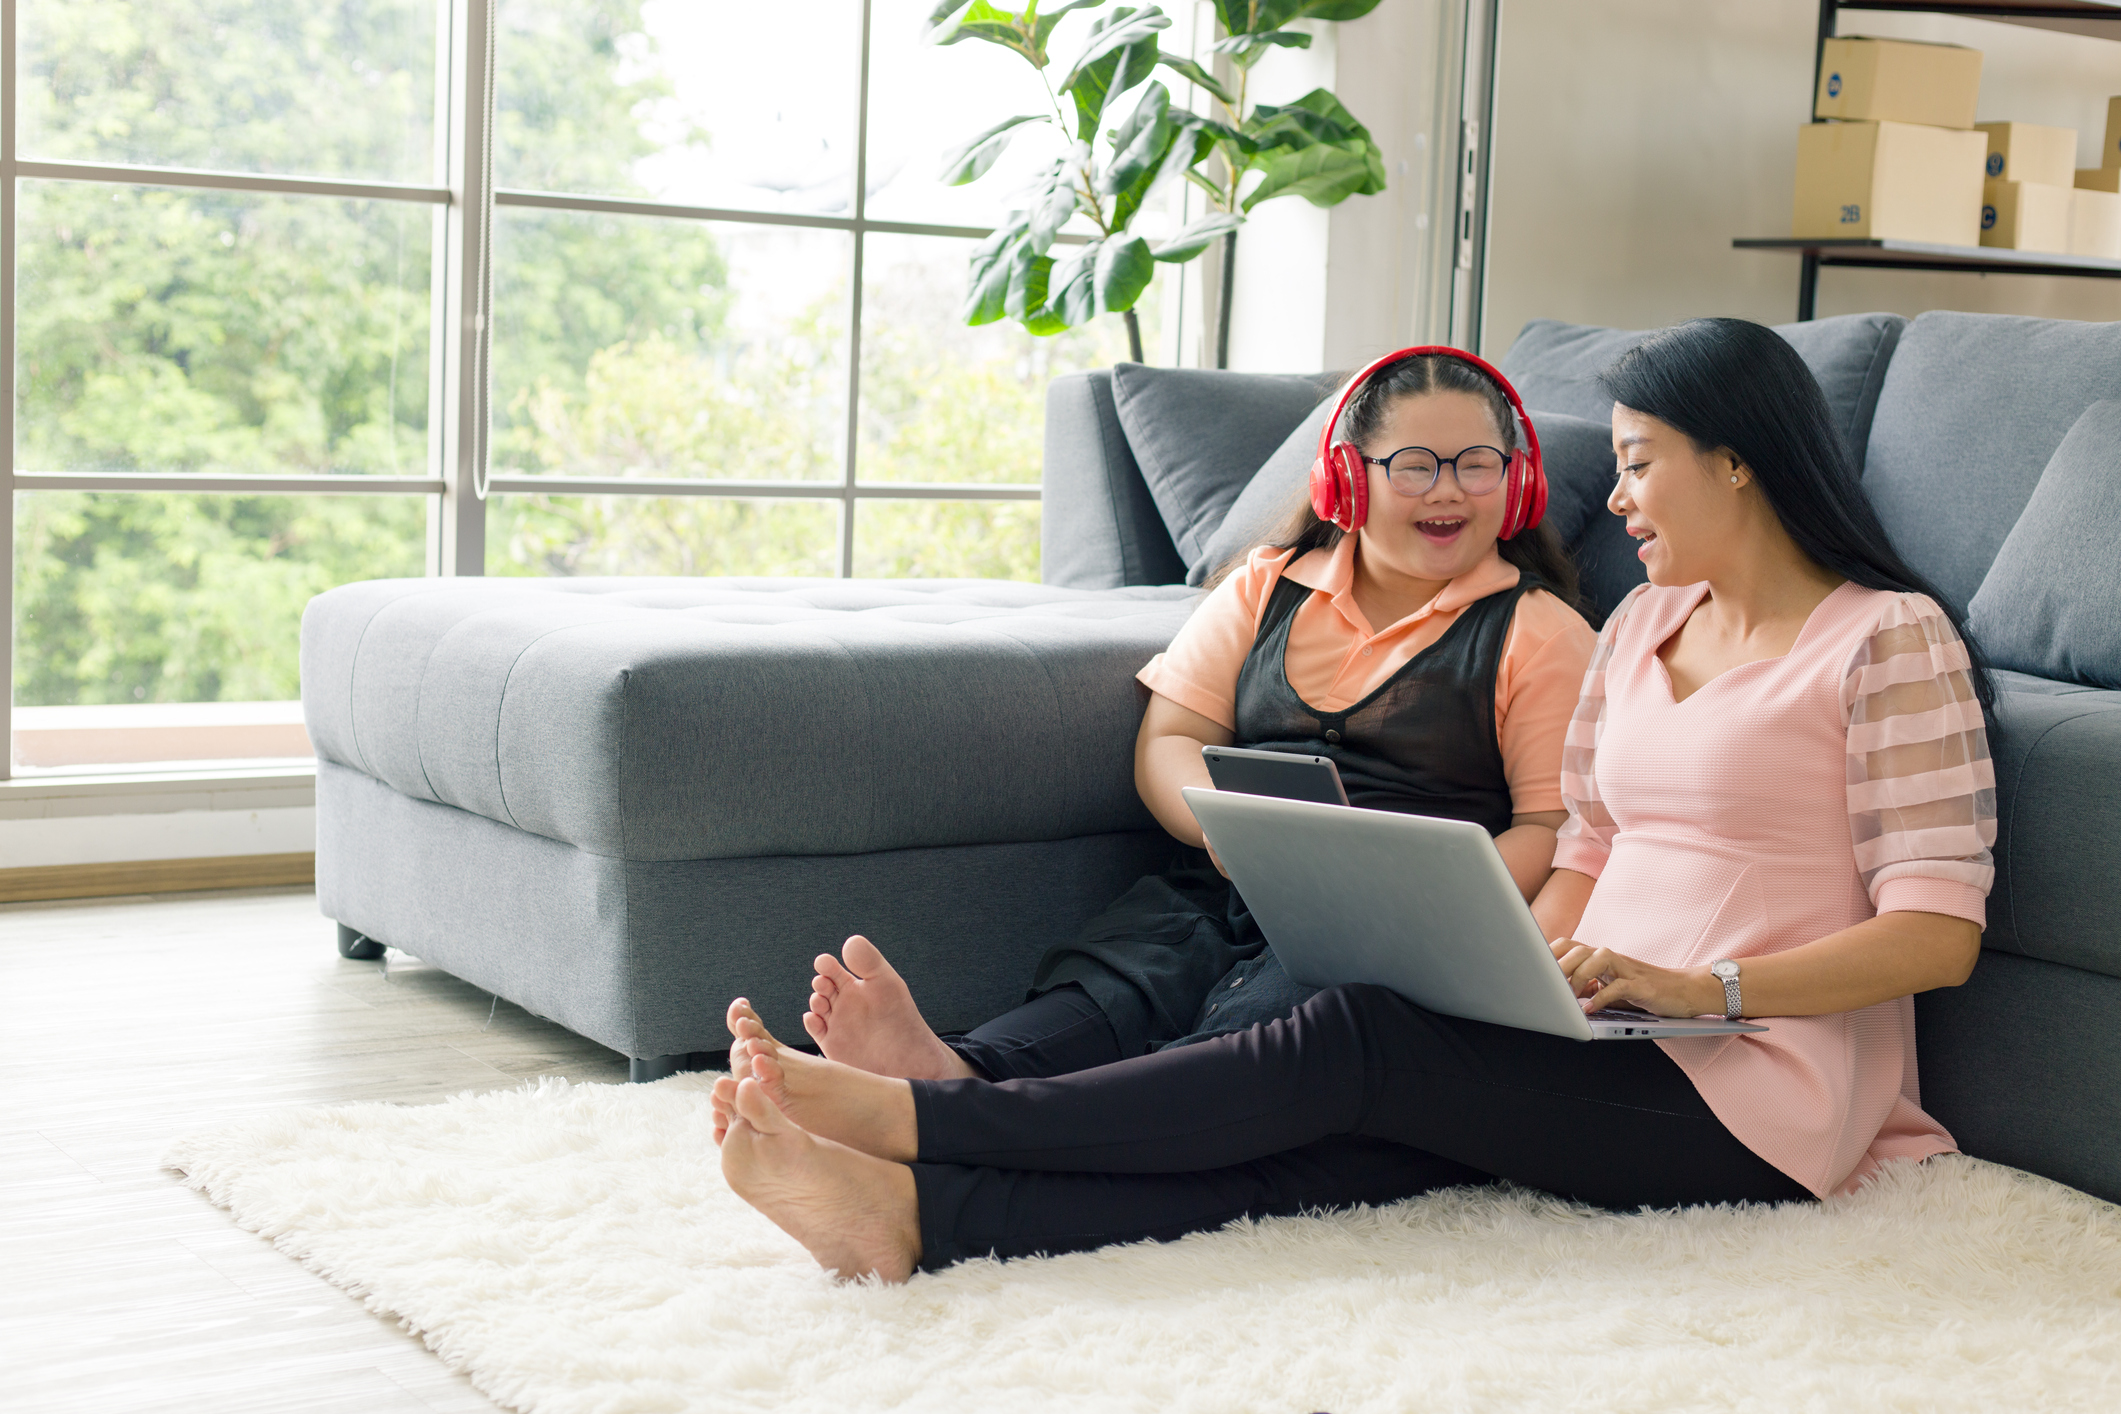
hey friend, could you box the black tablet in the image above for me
[1200,745,1350,807]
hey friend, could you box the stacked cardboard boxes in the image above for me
[1795,37,1986,245]
[1980,122,2077,254]
[2069,98,2121,259]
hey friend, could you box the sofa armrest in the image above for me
[1041,370,1187,589]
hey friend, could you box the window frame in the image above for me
[0,0,1053,783]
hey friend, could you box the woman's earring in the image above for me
[1729,475,1740,484]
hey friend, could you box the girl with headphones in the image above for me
[764,349,1594,1091]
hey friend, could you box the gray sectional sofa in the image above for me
[302,309,2120,1202]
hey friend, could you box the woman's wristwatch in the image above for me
[1710,959,1743,1020]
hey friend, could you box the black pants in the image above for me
[910,984,1811,1271]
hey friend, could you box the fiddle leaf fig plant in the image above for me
[926,0,1385,365]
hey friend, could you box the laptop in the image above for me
[1182,787,1766,1041]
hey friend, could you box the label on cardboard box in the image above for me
[1794,121,1986,245]
[1815,37,1982,130]
[1977,123,2078,188]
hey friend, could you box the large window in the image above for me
[4,0,1180,777]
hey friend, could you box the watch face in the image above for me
[1712,961,1739,980]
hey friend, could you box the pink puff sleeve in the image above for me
[1841,593,1996,924]
[1552,584,1651,879]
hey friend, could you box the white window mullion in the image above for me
[435,0,497,577]
[3,0,20,781]
[838,0,877,580]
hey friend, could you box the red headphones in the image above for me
[1308,346,1548,540]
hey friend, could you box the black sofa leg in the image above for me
[336,923,386,961]
[630,1055,685,1083]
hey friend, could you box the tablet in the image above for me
[1201,745,1350,807]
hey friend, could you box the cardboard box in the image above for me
[2102,95,2121,171]
[1977,122,2077,186]
[1981,179,2073,254]
[2079,167,2121,194]
[2070,186,2121,259]
[1814,37,1983,130]
[1794,121,1986,245]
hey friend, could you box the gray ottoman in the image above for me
[301,577,1197,1076]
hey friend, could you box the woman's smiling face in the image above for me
[1607,404,1743,587]
[1354,389,1511,584]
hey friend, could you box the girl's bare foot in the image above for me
[803,935,980,1081]
[720,1007,919,1162]
[719,1076,921,1282]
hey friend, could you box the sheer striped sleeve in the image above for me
[1841,593,1996,924]
[1553,584,1650,879]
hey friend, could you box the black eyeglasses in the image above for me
[1362,445,1510,497]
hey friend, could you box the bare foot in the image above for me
[722,1009,920,1162]
[803,935,980,1081]
[720,1075,921,1282]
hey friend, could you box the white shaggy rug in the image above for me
[164,1074,2121,1414]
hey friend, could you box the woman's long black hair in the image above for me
[1207,352,1582,606]
[1598,316,1995,709]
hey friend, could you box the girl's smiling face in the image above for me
[1354,389,1512,585]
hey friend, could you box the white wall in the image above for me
[1215,1,1460,373]
[1323,0,1456,370]
[1484,0,2121,357]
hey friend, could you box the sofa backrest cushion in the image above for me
[1041,371,1189,590]
[1967,400,2121,689]
[1110,362,1334,581]
[1189,396,1338,585]
[1499,312,1906,472]
[1863,312,2121,612]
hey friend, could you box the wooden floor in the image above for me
[0,888,631,1413]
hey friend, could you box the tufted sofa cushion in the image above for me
[302,577,1198,862]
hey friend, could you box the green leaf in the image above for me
[1032,0,1108,52]
[1154,55,1234,105]
[963,215,1030,324]
[1242,142,1373,210]
[1004,242,1054,321]
[926,1,1046,66]
[937,114,1048,185]
[1149,211,1243,261]
[1059,6,1170,132]
[1211,29,1312,71]
[1097,82,1173,195]
[1251,0,1382,25]
[1050,241,1100,327]
[1236,87,1386,207]
[1289,0,1385,21]
[1006,240,1072,335]
[1093,234,1155,313]
[1025,151,1082,254]
[1109,121,1211,229]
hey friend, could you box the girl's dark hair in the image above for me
[1598,316,1995,710]
[1206,352,1581,607]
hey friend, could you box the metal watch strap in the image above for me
[1713,960,1742,1020]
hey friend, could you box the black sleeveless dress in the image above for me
[1030,568,1538,1054]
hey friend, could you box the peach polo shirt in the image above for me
[1136,536,1597,814]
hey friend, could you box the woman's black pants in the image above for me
[910,983,1811,1271]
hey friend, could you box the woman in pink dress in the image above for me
[705,318,1997,1283]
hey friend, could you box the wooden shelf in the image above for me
[1735,237,2121,280]
[1835,1,2121,19]
[1761,1,2121,317]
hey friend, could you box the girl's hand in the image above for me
[1548,938,1724,1018]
